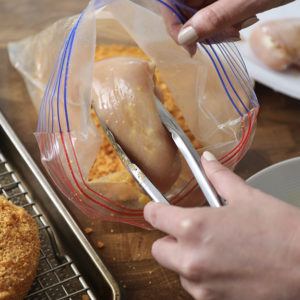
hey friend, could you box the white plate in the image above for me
[237,1,300,100]
[246,157,300,207]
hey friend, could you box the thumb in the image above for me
[177,0,260,45]
[201,151,252,205]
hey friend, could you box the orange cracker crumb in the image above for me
[97,241,105,249]
[84,227,93,234]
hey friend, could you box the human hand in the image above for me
[144,151,300,300]
[162,0,294,53]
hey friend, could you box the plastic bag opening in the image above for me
[9,0,259,229]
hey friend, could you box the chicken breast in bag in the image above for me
[92,57,181,193]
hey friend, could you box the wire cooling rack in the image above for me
[0,150,96,300]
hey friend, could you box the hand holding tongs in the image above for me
[96,100,222,208]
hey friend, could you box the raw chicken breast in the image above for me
[92,57,181,193]
[250,19,300,71]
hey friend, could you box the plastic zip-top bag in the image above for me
[8,0,259,228]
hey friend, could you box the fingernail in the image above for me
[241,16,259,29]
[144,201,155,211]
[178,26,199,45]
[202,151,217,161]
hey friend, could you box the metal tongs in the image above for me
[97,100,222,208]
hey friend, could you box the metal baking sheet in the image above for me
[0,111,121,299]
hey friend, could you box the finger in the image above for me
[160,0,182,41]
[236,16,259,30]
[160,1,197,56]
[201,151,252,205]
[277,0,296,6]
[180,277,208,300]
[151,235,181,273]
[144,202,194,237]
[161,2,240,54]
[183,43,197,57]
[177,0,264,45]
[210,26,240,43]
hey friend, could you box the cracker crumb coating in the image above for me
[0,195,40,300]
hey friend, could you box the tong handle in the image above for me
[171,132,222,207]
[97,115,169,205]
[156,100,222,208]
[127,163,170,205]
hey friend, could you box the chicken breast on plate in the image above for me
[250,19,300,71]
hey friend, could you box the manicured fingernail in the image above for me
[178,26,199,45]
[202,151,217,161]
[241,16,259,29]
[144,201,155,211]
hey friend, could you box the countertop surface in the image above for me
[1,1,300,300]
